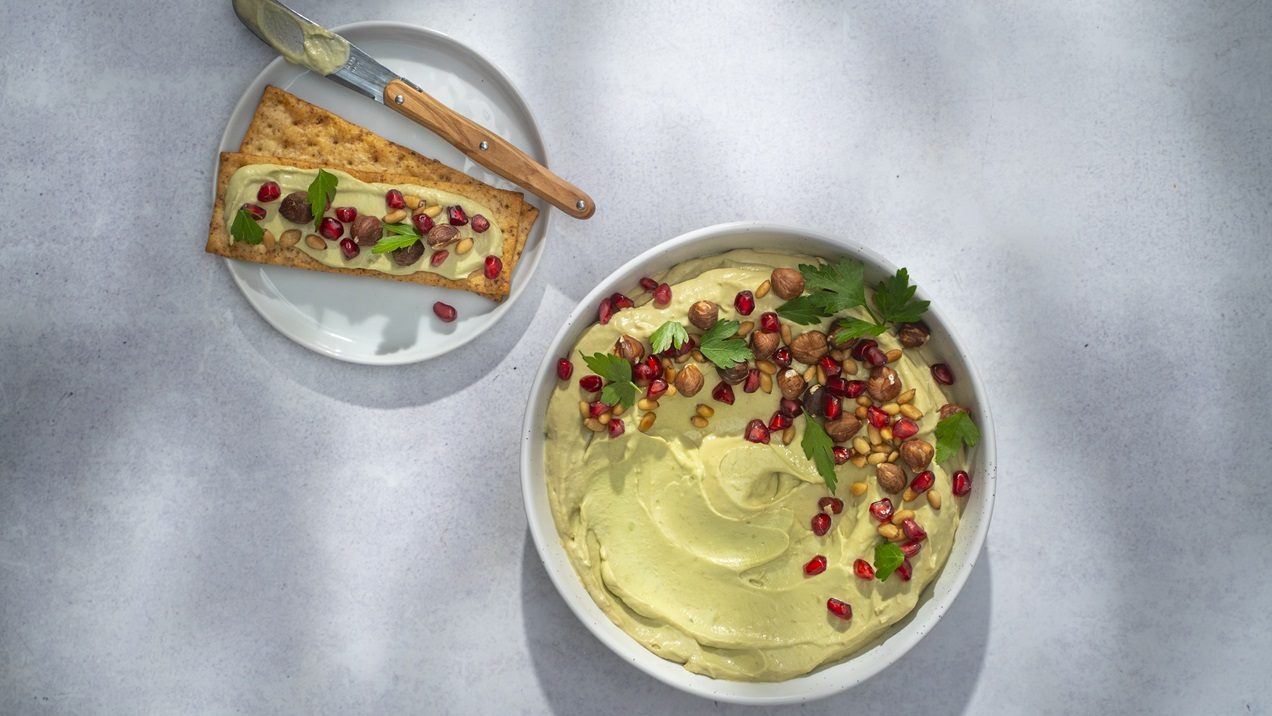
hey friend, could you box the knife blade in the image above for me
[232,0,595,220]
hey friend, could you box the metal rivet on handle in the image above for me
[394,95,404,105]
[576,200,587,211]
[479,140,489,151]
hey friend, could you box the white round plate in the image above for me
[216,22,550,364]
[521,222,996,705]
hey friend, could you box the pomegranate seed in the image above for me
[931,363,955,385]
[853,559,876,580]
[768,411,793,432]
[892,418,919,441]
[759,312,781,333]
[827,598,853,620]
[900,540,923,558]
[867,405,889,428]
[610,292,634,310]
[772,347,792,368]
[646,379,668,400]
[743,369,761,393]
[256,181,281,203]
[430,250,449,267]
[744,419,770,444]
[819,497,844,515]
[673,336,697,358]
[240,203,267,221]
[869,498,894,523]
[597,297,614,325]
[470,214,490,233]
[811,512,831,536]
[557,358,573,381]
[608,418,625,438]
[385,189,406,210]
[483,255,503,279]
[412,212,434,234]
[864,346,888,367]
[639,277,658,291]
[633,362,655,384]
[845,380,867,398]
[447,205,468,226]
[901,518,927,541]
[850,339,878,361]
[712,382,735,405]
[734,290,756,315]
[319,217,343,240]
[832,446,850,464]
[804,555,827,576]
[818,355,841,378]
[823,377,848,397]
[952,470,972,496]
[338,238,358,259]
[910,470,935,494]
[579,375,603,393]
[653,283,672,307]
[588,400,610,418]
[432,301,457,322]
[823,394,842,420]
[334,206,358,223]
[779,398,803,418]
[897,560,913,581]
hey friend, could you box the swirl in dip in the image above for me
[543,250,971,682]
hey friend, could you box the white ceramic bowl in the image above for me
[520,222,996,705]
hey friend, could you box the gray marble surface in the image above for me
[2,1,1269,713]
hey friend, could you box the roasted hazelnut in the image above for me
[801,383,825,416]
[770,267,805,300]
[899,439,934,470]
[939,403,967,420]
[674,364,705,397]
[789,331,829,364]
[688,301,719,331]
[866,366,902,402]
[750,330,780,360]
[426,224,460,247]
[717,361,750,385]
[279,191,312,224]
[777,368,806,400]
[876,463,907,493]
[351,215,383,246]
[825,415,863,442]
[389,241,425,267]
[897,322,930,348]
[614,335,645,363]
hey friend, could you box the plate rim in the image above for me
[214,20,552,365]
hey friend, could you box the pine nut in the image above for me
[693,351,707,363]
[456,237,474,254]
[737,321,755,337]
[756,360,777,375]
[691,416,709,428]
[665,384,678,397]
[637,398,659,411]
[903,487,917,502]
[850,455,868,468]
[782,426,795,445]
[867,425,881,444]
[781,325,793,344]
[665,366,678,383]
[404,194,422,209]
[280,229,301,248]
[878,524,901,540]
[584,418,606,432]
[696,404,715,418]
[850,481,868,497]
[853,437,870,455]
[830,348,846,362]
[639,412,657,432]
[891,510,916,525]
[803,365,817,381]
[423,205,443,218]
[661,357,674,370]
[886,349,903,363]
[888,450,899,462]
[816,365,827,385]
[867,452,887,465]
[855,406,868,419]
[870,444,888,455]
[598,412,612,425]
[927,490,942,509]
[881,426,894,442]
[262,230,275,250]
[882,402,901,416]
[841,359,858,375]
[756,279,771,298]
[897,388,916,404]
[578,400,589,418]
[900,404,923,420]
[384,209,407,223]
[304,234,326,250]
[760,372,773,393]
[675,354,690,364]
[856,396,873,407]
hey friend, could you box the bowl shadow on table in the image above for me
[521,534,992,714]
[227,263,549,410]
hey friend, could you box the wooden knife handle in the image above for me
[384,78,595,220]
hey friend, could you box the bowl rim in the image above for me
[520,221,996,704]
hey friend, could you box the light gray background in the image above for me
[1,1,1268,714]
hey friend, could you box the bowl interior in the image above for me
[520,222,995,705]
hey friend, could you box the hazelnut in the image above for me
[426,224,460,247]
[749,330,779,360]
[866,366,902,402]
[777,368,806,400]
[825,415,863,442]
[674,364,704,397]
[717,361,750,385]
[897,322,930,348]
[876,463,907,493]
[770,267,805,300]
[939,403,967,420]
[789,331,829,364]
[899,439,934,470]
[351,215,383,246]
[801,383,825,416]
[614,335,645,363]
[389,241,425,267]
[279,191,313,224]
[688,301,719,331]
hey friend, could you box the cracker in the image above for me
[206,152,521,301]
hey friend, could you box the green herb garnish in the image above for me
[698,320,754,369]
[776,258,865,325]
[371,222,423,254]
[934,411,980,464]
[649,321,689,355]
[871,267,930,324]
[581,352,638,409]
[229,209,264,245]
[800,416,838,493]
[873,542,905,581]
[830,317,887,344]
[306,168,338,231]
